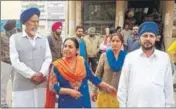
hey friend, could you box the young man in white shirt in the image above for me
[9,7,52,107]
[118,21,175,107]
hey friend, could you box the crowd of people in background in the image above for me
[1,7,176,108]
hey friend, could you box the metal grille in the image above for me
[82,1,116,34]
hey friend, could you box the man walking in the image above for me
[127,25,140,52]
[10,7,52,107]
[121,23,132,46]
[1,20,18,108]
[83,27,102,73]
[74,25,87,59]
[118,21,175,107]
[47,21,63,61]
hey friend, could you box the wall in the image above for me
[1,1,67,40]
[1,1,22,19]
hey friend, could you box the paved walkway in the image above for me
[5,80,176,107]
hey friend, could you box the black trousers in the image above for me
[88,57,98,73]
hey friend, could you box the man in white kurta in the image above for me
[9,8,52,107]
[118,21,175,107]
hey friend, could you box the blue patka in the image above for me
[138,21,159,37]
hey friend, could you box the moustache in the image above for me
[144,41,152,45]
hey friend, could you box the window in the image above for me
[82,1,116,34]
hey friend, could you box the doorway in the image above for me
[126,0,161,25]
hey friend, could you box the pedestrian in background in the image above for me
[74,25,87,60]
[47,21,63,61]
[1,20,18,108]
[121,23,132,46]
[99,27,111,53]
[84,27,102,73]
[127,25,140,52]
[116,26,121,33]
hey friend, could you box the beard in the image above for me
[56,31,61,36]
[77,34,82,38]
[141,42,154,50]
[89,34,94,37]
[26,27,38,37]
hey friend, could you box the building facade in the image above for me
[66,0,176,49]
[1,0,176,49]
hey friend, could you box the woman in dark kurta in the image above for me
[45,37,116,108]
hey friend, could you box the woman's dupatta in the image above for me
[45,56,86,108]
[45,65,56,108]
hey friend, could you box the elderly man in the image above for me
[9,8,52,107]
[83,27,102,73]
[118,21,175,107]
[1,20,18,108]
[47,21,63,61]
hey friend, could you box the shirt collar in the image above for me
[132,35,139,39]
[76,35,83,40]
[21,30,42,38]
[138,47,158,58]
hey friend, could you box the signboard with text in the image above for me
[20,1,66,39]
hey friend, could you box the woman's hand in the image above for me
[69,89,82,99]
[98,81,117,95]
[106,85,117,95]
[91,92,97,102]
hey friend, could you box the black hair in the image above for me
[132,25,139,29]
[111,32,124,44]
[75,25,84,31]
[63,37,79,49]
[109,27,116,34]
[116,26,121,31]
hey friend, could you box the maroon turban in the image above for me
[52,21,62,32]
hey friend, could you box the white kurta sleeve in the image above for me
[9,35,36,79]
[118,55,130,107]
[164,56,175,107]
[39,38,52,76]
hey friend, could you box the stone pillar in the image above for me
[68,1,76,36]
[162,0,175,50]
[159,1,163,14]
[115,0,127,28]
[124,1,128,12]
[65,1,69,38]
[76,1,82,26]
